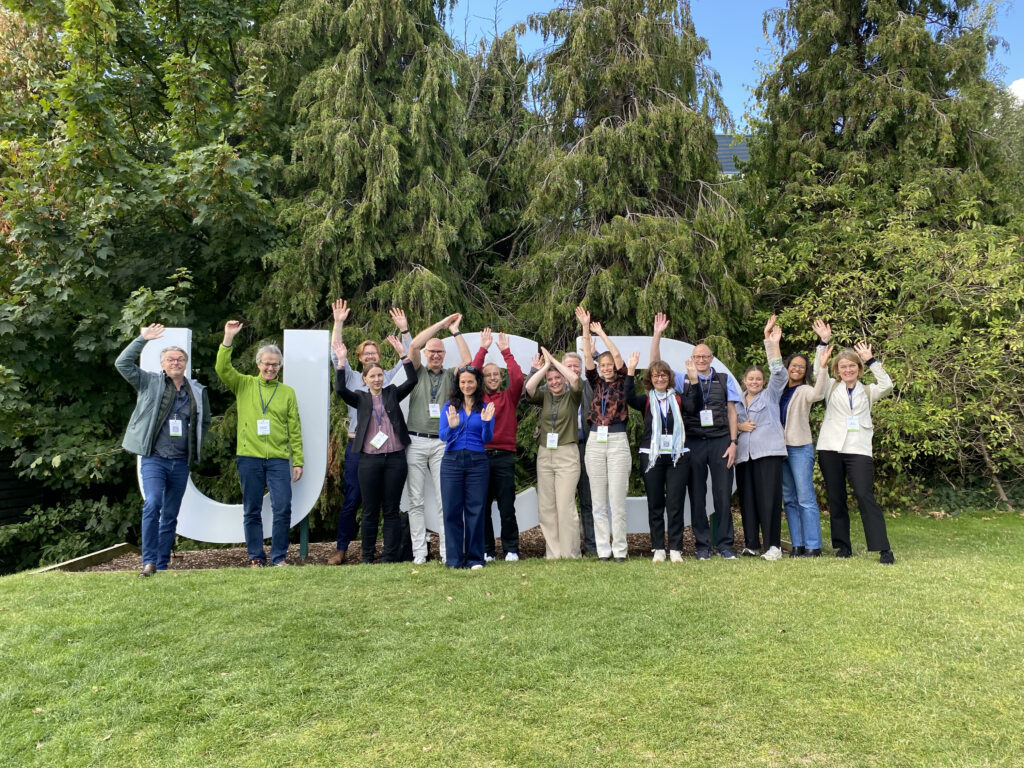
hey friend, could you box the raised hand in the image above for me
[589,321,605,337]
[767,319,782,345]
[812,319,831,344]
[626,350,640,374]
[574,305,591,328]
[540,346,554,365]
[331,339,348,369]
[854,341,873,362]
[653,312,669,335]
[389,307,409,333]
[479,327,493,350]
[447,313,463,334]
[763,314,777,339]
[385,335,404,357]
[223,320,244,345]
[821,345,834,369]
[684,357,698,383]
[140,323,165,341]
[481,402,495,422]
[331,299,350,324]
[531,353,544,371]
[496,332,509,351]
[446,404,460,428]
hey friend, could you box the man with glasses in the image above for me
[650,314,741,560]
[404,313,471,564]
[217,320,304,567]
[116,323,211,577]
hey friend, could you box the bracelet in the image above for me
[401,329,411,335]
[452,331,463,337]
[731,438,738,444]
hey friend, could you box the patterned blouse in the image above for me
[586,364,629,427]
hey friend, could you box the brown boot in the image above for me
[327,549,347,566]
[138,563,156,578]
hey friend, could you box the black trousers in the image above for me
[483,450,519,555]
[736,455,783,551]
[642,453,689,551]
[357,451,408,563]
[817,450,890,552]
[687,435,735,551]
[577,440,596,555]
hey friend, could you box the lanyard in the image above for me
[699,373,713,404]
[847,387,856,410]
[258,379,278,415]
[372,395,385,426]
[172,386,189,420]
[428,371,443,402]
[550,392,565,431]
[655,393,670,430]
[599,384,609,421]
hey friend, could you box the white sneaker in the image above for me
[470,564,484,570]
[761,546,783,561]
[484,554,495,563]
[669,550,683,563]
[413,556,426,565]
[505,552,519,562]
[652,549,666,563]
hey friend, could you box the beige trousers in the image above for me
[536,442,582,559]
[585,431,632,558]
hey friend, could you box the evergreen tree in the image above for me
[506,0,750,355]
[744,0,1023,498]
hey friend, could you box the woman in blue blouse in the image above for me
[438,365,496,569]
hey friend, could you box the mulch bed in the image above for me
[86,514,760,572]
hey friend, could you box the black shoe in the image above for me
[613,557,627,563]
[138,563,156,578]
[718,548,738,560]
[834,547,852,558]
[789,546,806,558]
[598,556,611,562]
[695,548,710,561]
[806,548,822,557]
[879,550,895,565]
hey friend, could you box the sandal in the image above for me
[250,559,264,568]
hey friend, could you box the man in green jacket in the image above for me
[216,320,304,566]
[116,324,211,578]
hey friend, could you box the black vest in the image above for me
[683,371,730,439]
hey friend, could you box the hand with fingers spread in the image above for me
[140,324,165,341]
[854,341,873,362]
[531,353,545,371]
[574,305,591,328]
[496,332,509,351]
[385,335,405,358]
[479,327,493,350]
[626,350,640,375]
[812,319,831,344]
[764,314,782,344]
[222,320,243,346]
[389,307,409,333]
[653,312,669,336]
[821,345,834,369]
[481,402,495,422]
[331,339,348,369]
[446,404,460,428]
[331,299,350,325]
[684,357,698,384]
[589,321,605,337]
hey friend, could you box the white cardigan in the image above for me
[816,360,893,456]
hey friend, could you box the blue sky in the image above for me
[447,0,1024,129]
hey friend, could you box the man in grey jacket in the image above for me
[116,324,210,577]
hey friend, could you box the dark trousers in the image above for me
[736,455,783,551]
[642,453,689,551]
[357,451,408,563]
[483,450,518,556]
[818,450,891,552]
[237,456,292,565]
[440,450,489,568]
[139,455,189,570]
[577,440,596,554]
[687,435,735,551]
[335,441,361,550]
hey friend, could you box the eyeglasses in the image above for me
[163,357,186,364]
[788,364,807,370]
[692,354,713,360]
[650,372,669,379]
[425,349,445,356]
[259,362,281,369]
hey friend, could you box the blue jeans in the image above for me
[782,443,822,549]
[140,455,190,569]
[335,441,362,550]
[236,456,293,565]
[440,450,489,568]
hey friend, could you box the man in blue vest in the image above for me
[116,324,210,577]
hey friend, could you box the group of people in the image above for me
[115,301,896,578]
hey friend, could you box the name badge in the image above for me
[428,403,442,418]
[660,434,673,453]
[596,425,609,443]
[257,419,271,436]
[700,409,714,427]
[369,431,389,449]
[846,415,860,432]
[168,419,183,437]
[546,432,559,449]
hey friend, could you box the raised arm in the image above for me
[497,333,524,400]
[525,357,551,397]
[855,342,893,402]
[544,347,580,391]
[115,324,164,389]
[330,340,360,408]
[649,312,668,364]
[472,327,492,369]
[589,321,623,369]
[215,320,245,392]
[384,335,418,400]
[408,312,460,370]
[764,316,787,401]
[450,314,471,366]
[624,352,647,410]
[574,306,595,371]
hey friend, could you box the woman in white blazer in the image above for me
[816,341,895,564]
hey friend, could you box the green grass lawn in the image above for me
[3,512,1023,768]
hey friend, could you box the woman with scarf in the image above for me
[624,352,689,563]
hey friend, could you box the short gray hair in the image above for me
[255,344,282,365]
[562,352,582,364]
[160,346,188,363]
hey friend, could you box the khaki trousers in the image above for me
[405,435,446,561]
[585,431,632,558]
[536,442,582,559]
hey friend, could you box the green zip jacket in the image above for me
[215,344,304,466]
